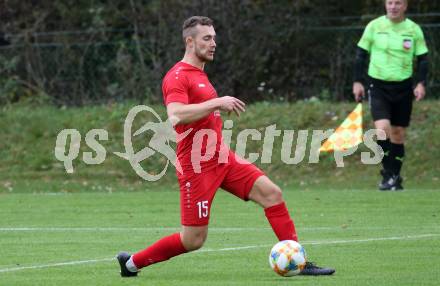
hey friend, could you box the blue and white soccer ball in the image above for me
[269,240,307,276]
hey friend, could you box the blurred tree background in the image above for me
[1,0,439,105]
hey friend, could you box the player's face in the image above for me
[193,25,216,62]
[385,0,407,22]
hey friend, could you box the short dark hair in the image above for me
[384,0,408,4]
[182,16,214,41]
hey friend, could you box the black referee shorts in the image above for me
[367,77,414,127]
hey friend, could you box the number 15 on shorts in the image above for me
[197,200,209,218]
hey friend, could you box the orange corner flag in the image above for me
[320,103,363,152]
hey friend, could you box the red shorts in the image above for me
[177,151,264,226]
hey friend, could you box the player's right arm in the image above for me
[353,21,373,102]
[167,96,246,125]
[353,47,369,102]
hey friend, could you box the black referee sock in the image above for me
[390,143,405,176]
[377,139,391,173]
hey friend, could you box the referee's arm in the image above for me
[414,53,429,101]
[352,47,369,102]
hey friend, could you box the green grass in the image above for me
[1,101,439,284]
[1,101,440,189]
[1,188,439,285]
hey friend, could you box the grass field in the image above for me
[1,101,439,285]
[1,187,439,285]
[2,101,440,188]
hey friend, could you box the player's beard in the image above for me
[195,46,214,62]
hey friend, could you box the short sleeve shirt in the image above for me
[162,61,223,174]
[358,16,428,81]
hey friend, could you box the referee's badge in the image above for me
[403,39,412,50]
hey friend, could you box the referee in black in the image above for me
[353,0,429,190]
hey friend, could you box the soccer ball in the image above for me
[269,240,307,276]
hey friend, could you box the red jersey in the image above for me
[162,61,223,175]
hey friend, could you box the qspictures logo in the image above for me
[54,105,385,181]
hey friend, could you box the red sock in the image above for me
[264,202,298,241]
[132,233,187,269]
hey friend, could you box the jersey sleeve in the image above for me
[162,74,190,105]
[357,21,374,52]
[414,25,429,56]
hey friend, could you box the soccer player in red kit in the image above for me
[117,16,335,277]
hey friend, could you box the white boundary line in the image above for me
[1,225,438,232]
[0,227,260,232]
[199,233,440,252]
[0,258,114,273]
[0,233,439,274]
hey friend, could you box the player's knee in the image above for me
[375,128,389,139]
[187,236,206,251]
[249,177,284,208]
[391,128,405,143]
[182,231,207,251]
[392,137,404,144]
[272,185,283,203]
[263,185,283,207]
[374,120,391,138]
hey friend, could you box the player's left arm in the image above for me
[413,25,429,101]
[414,53,429,101]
